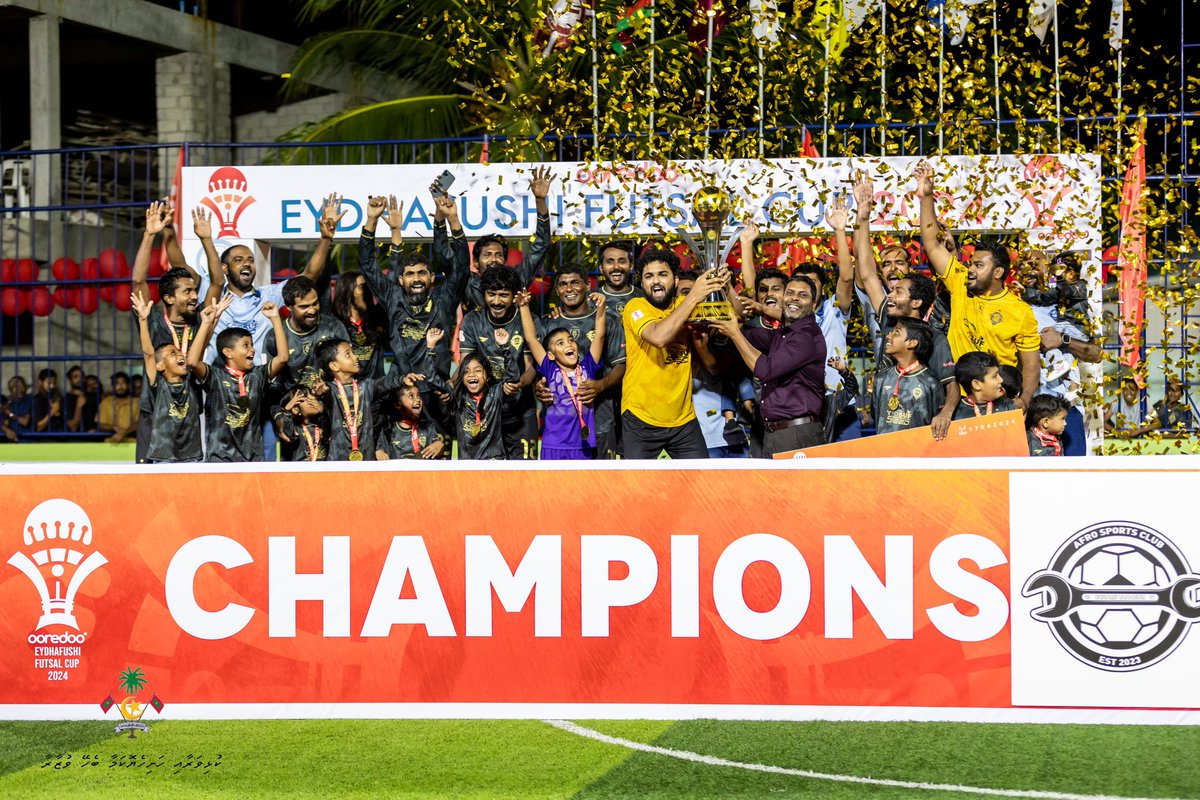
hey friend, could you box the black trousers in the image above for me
[622,411,709,460]
[763,421,825,459]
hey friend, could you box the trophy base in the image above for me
[688,301,734,322]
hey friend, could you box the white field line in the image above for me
[545,719,1193,800]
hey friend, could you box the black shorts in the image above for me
[502,412,540,460]
[621,411,709,460]
[595,416,624,459]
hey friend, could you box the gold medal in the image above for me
[888,395,900,411]
[348,449,363,461]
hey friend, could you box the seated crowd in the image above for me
[1,163,1191,460]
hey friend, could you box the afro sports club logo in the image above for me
[7,499,107,682]
[200,166,256,238]
[1022,521,1200,672]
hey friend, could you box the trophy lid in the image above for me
[691,186,730,229]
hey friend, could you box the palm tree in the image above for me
[117,666,147,696]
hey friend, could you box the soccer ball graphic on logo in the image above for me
[1070,544,1170,649]
[7,499,108,631]
[1023,522,1200,672]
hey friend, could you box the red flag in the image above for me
[1117,124,1146,370]
[149,693,165,713]
[162,147,186,270]
[799,127,820,158]
[100,693,115,713]
[689,0,728,53]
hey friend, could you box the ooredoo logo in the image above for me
[8,499,108,632]
[1022,521,1200,672]
[200,166,256,238]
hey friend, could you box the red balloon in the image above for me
[0,288,28,316]
[148,248,166,278]
[76,287,100,314]
[51,257,80,281]
[16,258,38,282]
[99,248,129,278]
[0,259,15,283]
[30,286,54,316]
[53,286,78,309]
[528,277,549,297]
[100,285,116,303]
[506,248,524,268]
[81,258,100,281]
[112,284,133,312]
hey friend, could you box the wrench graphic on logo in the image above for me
[1022,572,1200,622]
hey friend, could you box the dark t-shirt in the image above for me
[952,396,1017,421]
[1027,429,1061,456]
[144,375,204,462]
[552,307,626,435]
[458,309,541,424]
[597,284,642,316]
[265,316,350,391]
[453,384,506,460]
[872,365,943,435]
[343,317,387,380]
[325,371,407,461]
[200,362,270,462]
[874,300,956,387]
[378,418,445,459]
[142,307,200,352]
[292,419,331,462]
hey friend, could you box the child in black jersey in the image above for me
[132,292,205,463]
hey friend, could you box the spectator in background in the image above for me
[64,365,88,432]
[82,374,102,432]
[33,368,64,433]
[131,374,144,401]
[1146,377,1195,436]
[1104,376,1144,435]
[97,372,137,443]
[5,376,34,438]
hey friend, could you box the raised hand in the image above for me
[435,193,460,227]
[852,170,874,221]
[366,195,387,222]
[319,193,347,239]
[425,326,445,349]
[589,292,606,313]
[825,193,849,230]
[402,373,426,387]
[382,195,404,230]
[199,296,222,324]
[192,207,213,239]
[261,301,280,320]
[131,292,154,320]
[145,201,166,235]
[740,218,760,245]
[734,294,760,317]
[914,162,935,198]
[515,290,532,308]
[529,165,553,200]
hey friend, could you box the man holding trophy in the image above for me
[619,186,741,459]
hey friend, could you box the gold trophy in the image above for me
[680,186,738,322]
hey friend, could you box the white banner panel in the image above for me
[180,155,1100,248]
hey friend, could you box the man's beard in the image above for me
[646,285,676,310]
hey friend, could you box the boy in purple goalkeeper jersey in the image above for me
[517,289,606,460]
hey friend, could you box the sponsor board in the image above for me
[1,461,1196,723]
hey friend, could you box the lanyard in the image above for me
[335,379,361,452]
[400,421,420,454]
[301,424,322,462]
[558,364,588,433]
[470,393,483,432]
[224,366,247,397]
[891,363,918,401]
[165,308,190,358]
[967,398,994,417]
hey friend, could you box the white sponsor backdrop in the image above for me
[180,155,1100,248]
[1010,471,1200,709]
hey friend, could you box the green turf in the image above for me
[0,442,136,462]
[0,719,1196,799]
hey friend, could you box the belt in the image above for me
[764,415,818,432]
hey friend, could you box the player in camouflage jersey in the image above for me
[465,165,554,309]
[594,239,643,315]
[265,276,350,392]
[358,190,470,380]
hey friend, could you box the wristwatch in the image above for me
[1059,334,1073,351]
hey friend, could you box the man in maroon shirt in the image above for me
[713,274,827,458]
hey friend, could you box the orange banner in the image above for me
[774,411,1029,459]
[0,466,1013,716]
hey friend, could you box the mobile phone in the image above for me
[432,169,456,198]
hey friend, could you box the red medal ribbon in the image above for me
[470,393,483,432]
[558,364,588,433]
[224,366,247,397]
[891,362,918,401]
[301,424,322,462]
[335,379,361,453]
[401,421,420,454]
[967,398,994,417]
[165,308,190,359]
